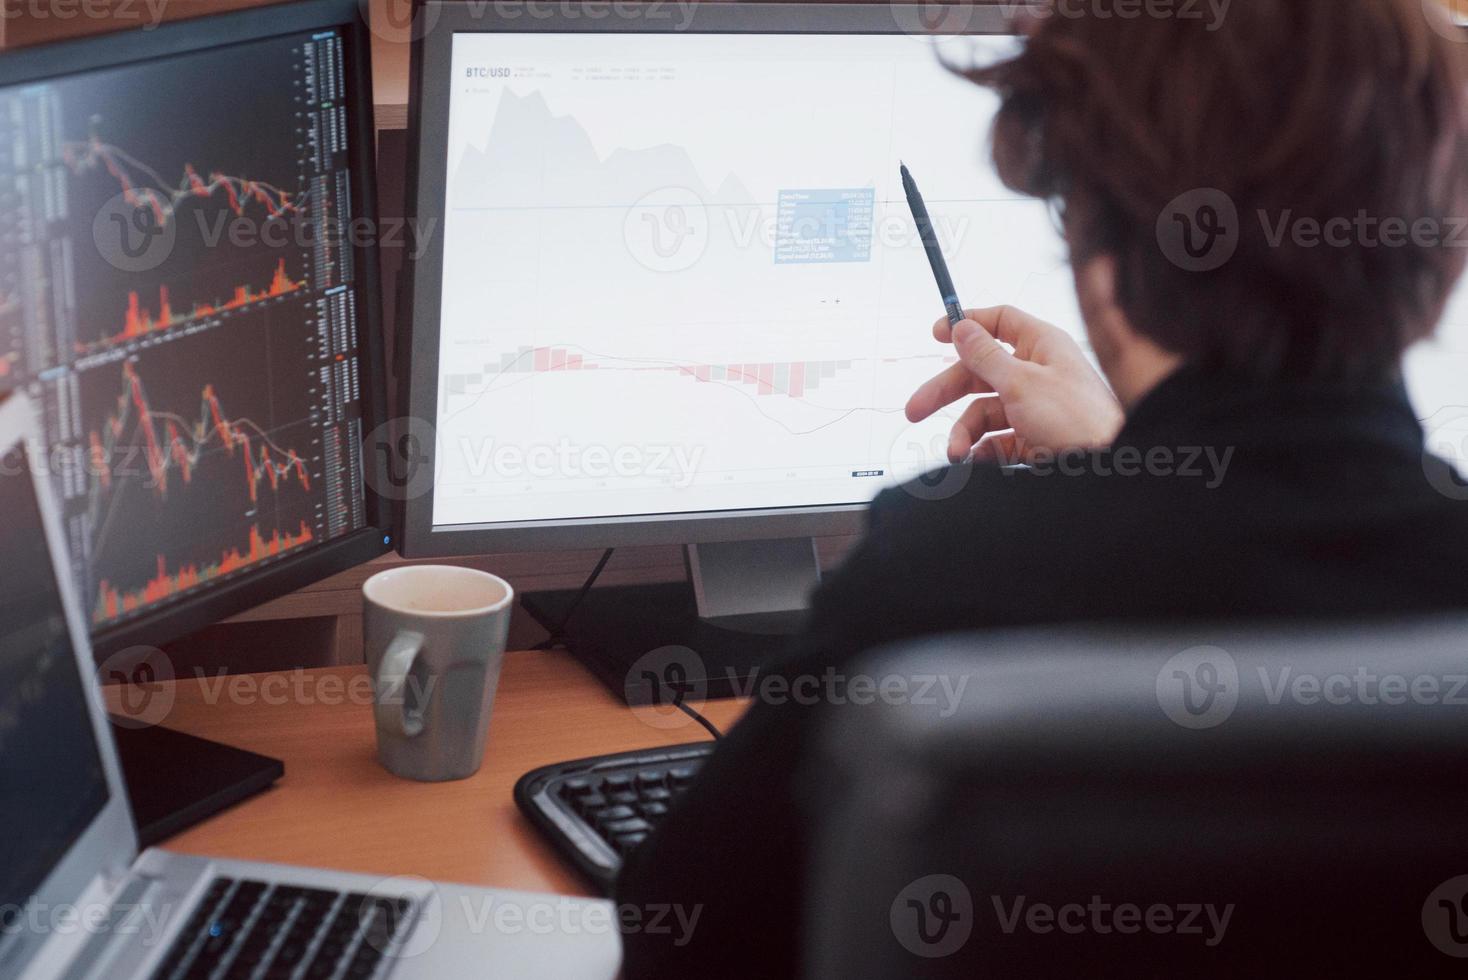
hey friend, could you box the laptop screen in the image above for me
[0,445,109,921]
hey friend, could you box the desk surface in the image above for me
[111,652,748,898]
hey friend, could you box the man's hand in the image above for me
[905,306,1123,464]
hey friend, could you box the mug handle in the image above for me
[375,631,427,738]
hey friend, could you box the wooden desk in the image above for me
[109,651,749,897]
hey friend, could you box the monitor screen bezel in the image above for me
[400,0,1022,557]
[0,0,394,657]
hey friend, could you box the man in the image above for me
[617,1,1468,976]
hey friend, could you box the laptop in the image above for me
[0,391,620,980]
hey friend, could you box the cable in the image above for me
[675,700,724,741]
[533,548,615,650]
[533,547,723,741]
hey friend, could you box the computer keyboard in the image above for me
[150,876,415,980]
[514,742,714,891]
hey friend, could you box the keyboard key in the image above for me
[257,902,291,922]
[574,792,608,814]
[560,777,594,798]
[326,912,361,941]
[276,941,308,963]
[345,944,383,978]
[312,938,350,968]
[203,878,233,902]
[640,801,669,818]
[302,898,337,917]
[344,893,377,922]
[602,816,652,836]
[669,766,697,785]
[640,787,672,803]
[285,913,320,942]
[297,905,330,930]
[223,956,262,980]
[594,804,636,825]
[236,937,271,960]
[635,770,665,789]
[220,895,259,922]
[614,833,649,854]
[260,896,296,919]
[373,898,402,933]
[602,773,634,791]
[235,880,268,902]
[608,790,639,806]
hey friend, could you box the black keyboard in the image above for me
[150,876,415,980]
[514,742,714,892]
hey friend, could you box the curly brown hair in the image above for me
[962,0,1468,380]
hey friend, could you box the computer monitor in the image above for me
[0,0,389,832]
[401,4,1051,603]
[0,0,389,653]
[402,3,1468,672]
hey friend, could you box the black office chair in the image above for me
[804,617,1468,978]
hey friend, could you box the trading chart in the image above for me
[0,29,368,628]
[433,33,1076,526]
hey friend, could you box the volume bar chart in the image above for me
[82,259,301,354]
[94,521,314,622]
[445,346,859,399]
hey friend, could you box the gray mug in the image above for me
[361,565,514,781]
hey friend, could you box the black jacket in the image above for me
[616,366,1468,979]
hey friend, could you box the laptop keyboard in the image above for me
[150,877,414,980]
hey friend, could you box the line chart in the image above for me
[88,360,312,509]
[63,133,303,227]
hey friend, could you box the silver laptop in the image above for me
[0,392,620,980]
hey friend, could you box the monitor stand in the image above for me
[110,721,284,847]
[521,537,821,704]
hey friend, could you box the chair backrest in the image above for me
[804,617,1468,978]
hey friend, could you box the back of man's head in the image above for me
[965,0,1468,380]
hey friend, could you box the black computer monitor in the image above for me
[398,2,1039,696]
[399,4,1037,567]
[0,0,390,838]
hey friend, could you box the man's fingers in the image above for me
[953,319,1023,390]
[974,305,1062,355]
[905,361,993,423]
[973,431,1022,465]
[948,396,1010,462]
[933,306,1061,354]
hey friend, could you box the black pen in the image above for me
[900,162,965,327]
